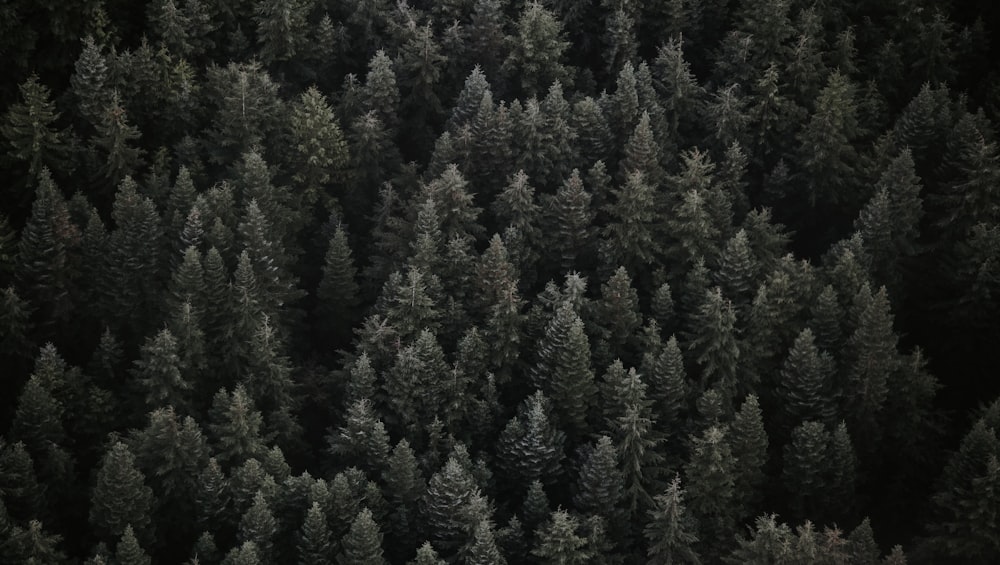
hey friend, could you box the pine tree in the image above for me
[777,328,837,431]
[614,385,664,519]
[619,112,665,188]
[221,541,262,565]
[2,75,71,181]
[362,50,401,137]
[288,87,349,211]
[421,456,482,554]
[115,525,151,565]
[14,170,77,339]
[71,36,112,126]
[573,436,624,517]
[497,391,566,485]
[409,541,446,565]
[132,406,209,508]
[204,62,283,165]
[208,384,267,468]
[134,328,190,412]
[728,395,768,520]
[465,520,507,565]
[93,92,144,185]
[239,491,278,562]
[846,286,898,452]
[600,172,659,273]
[104,177,163,337]
[645,475,701,565]
[20,519,65,564]
[796,71,860,208]
[383,439,424,558]
[532,509,591,564]
[0,440,46,522]
[90,442,155,543]
[543,170,595,272]
[326,398,391,474]
[688,288,739,406]
[503,2,571,97]
[684,426,736,553]
[298,502,334,565]
[714,229,756,315]
[254,0,308,65]
[653,36,705,141]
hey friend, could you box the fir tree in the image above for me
[543,170,596,272]
[728,395,768,519]
[573,436,624,518]
[238,491,278,562]
[326,398,391,474]
[115,525,151,565]
[288,87,349,211]
[298,502,334,565]
[93,92,144,185]
[684,426,736,553]
[796,71,860,208]
[777,328,837,430]
[503,2,571,97]
[89,442,155,543]
[2,75,71,181]
[71,36,112,126]
[208,384,267,468]
[688,288,740,406]
[645,475,701,565]
[532,509,591,564]
[134,328,190,413]
[600,173,659,273]
[497,391,566,486]
[465,520,507,565]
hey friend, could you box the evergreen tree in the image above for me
[71,36,112,126]
[645,475,701,565]
[204,62,283,165]
[208,384,267,468]
[777,328,837,431]
[288,87,349,211]
[89,442,155,543]
[239,491,277,562]
[326,398,391,474]
[134,328,190,412]
[543,170,596,272]
[115,525,151,565]
[363,50,401,136]
[421,456,483,554]
[573,435,624,518]
[728,394,768,519]
[684,426,736,554]
[532,509,591,564]
[846,286,898,452]
[796,71,860,208]
[688,288,739,406]
[497,391,566,485]
[253,0,309,65]
[92,92,144,185]
[20,519,65,564]
[782,421,832,523]
[465,520,507,565]
[600,173,659,273]
[2,75,71,182]
[298,502,334,565]
[503,2,571,97]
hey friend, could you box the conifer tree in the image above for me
[465,520,507,565]
[71,36,112,127]
[93,92,144,185]
[796,71,860,208]
[363,50,401,137]
[90,442,155,543]
[782,421,833,523]
[777,328,837,431]
[288,87,348,211]
[846,286,898,451]
[116,524,151,565]
[421,456,482,554]
[728,395,768,519]
[684,426,736,552]
[204,62,283,165]
[573,436,624,518]
[532,509,591,564]
[298,502,334,565]
[221,541,261,565]
[543,170,595,272]
[601,173,659,273]
[134,328,190,413]
[208,385,267,468]
[503,2,571,97]
[2,75,71,181]
[645,475,701,565]
[327,398,391,474]
[383,439,424,557]
[14,170,78,339]
[497,391,566,485]
[253,0,308,65]
[239,491,277,562]
[688,288,740,406]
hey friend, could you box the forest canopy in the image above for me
[1,0,1000,563]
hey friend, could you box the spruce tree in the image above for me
[115,525,151,565]
[728,395,768,520]
[288,87,348,211]
[777,328,837,431]
[497,391,566,486]
[684,426,736,554]
[134,328,190,413]
[645,475,701,565]
[238,491,278,562]
[90,442,155,543]
[1,75,71,181]
[542,170,595,272]
[208,384,267,468]
[298,502,334,565]
[573,436,624,518]
[503,2,571,97]
[465,520,507,565]
[326,398,391,474]
[688,288,739,406]
[600,173,659,273]
[532,509,591,564]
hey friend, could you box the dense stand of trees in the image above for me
[1,0,999,563]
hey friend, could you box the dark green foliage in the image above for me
[2,75,71,181]
[0,2,991,563]
[532,509,591,564]
[645,475,701,565]
[89,442,155,543]
[497,391,566,486]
